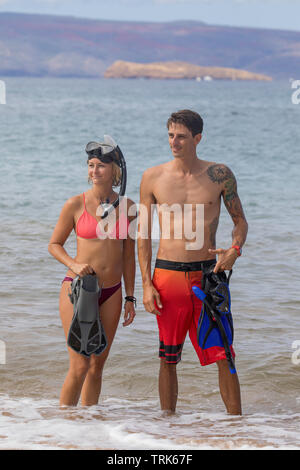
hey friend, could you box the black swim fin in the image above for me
[67,274,107,357]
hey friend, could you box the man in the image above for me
[137,110,248,415]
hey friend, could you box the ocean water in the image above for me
[0,77,300,450]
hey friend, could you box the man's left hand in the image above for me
[208,247,238,273]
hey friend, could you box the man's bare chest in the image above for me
[153,175,221,207]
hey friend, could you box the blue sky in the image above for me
[0,0,299,31]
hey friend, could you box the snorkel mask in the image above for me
[85,135,127,219]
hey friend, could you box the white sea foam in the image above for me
[0,395,299,450]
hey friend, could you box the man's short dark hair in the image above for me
[167,110,204,136]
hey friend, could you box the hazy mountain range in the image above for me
[0,12,299,79]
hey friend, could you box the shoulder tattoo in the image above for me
[207,164,233,183]
[207,164,226,183]
[207,164,237,200]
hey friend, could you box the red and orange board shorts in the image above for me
[152,259,235,366]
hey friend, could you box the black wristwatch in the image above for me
[125,296,137,307]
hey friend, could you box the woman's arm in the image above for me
[48,197,94,276]
[122,200,137,326]
[123,236,136,297]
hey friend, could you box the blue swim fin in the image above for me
[192,269,236,374]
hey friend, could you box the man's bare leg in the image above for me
[217,359,242,415]
[159,359,178,413]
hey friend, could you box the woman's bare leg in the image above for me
[59,281,90,406]
[60,349,90,406]
[80,287,122,406]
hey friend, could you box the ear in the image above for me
[194,133,202,145]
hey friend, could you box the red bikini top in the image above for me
[76,193,130,240]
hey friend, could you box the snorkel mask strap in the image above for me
[101,144,127,219]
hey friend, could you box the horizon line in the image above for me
[0,10,299,34]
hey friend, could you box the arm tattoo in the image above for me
[207,164,246,223]
[209,216,219,248]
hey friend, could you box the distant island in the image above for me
[105,60,272,81]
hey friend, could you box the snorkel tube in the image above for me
[85,135,127,219]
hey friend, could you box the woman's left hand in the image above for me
[123,300,136,327]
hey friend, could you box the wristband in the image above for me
[231,245,242,257]
[125,296,137,307]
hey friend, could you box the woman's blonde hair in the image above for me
[112,162,122,187]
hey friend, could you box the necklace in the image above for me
[99,191,116,212]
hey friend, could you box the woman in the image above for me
[48,138,136,407]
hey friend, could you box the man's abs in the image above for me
[157,238,214,262]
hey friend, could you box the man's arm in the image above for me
[137,169,162,315]
[207,164,248,272]
[137,170,154,286]
[221,165,248,248]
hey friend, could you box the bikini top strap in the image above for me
[82,192,86,208]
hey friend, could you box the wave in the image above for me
[0,395,299,450]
